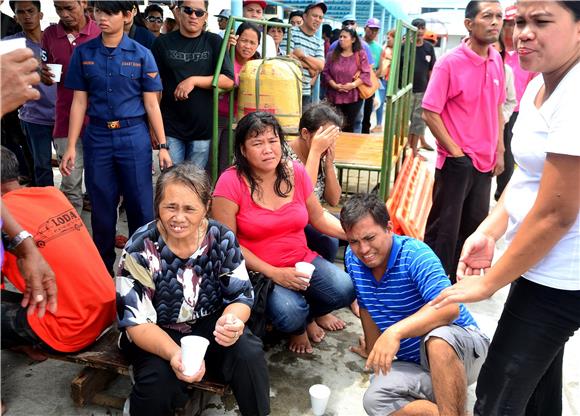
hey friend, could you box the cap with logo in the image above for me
[304,1,327,14]
[366,17,380,29]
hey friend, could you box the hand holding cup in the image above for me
[214,313,244,347]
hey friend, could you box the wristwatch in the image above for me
[7,230,33,251]
[159,143,169,150]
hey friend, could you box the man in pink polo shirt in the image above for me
[40,1,100,213]
[494,4,536,201]
[422,0,505,281]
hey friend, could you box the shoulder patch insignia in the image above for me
[146,72,158,78]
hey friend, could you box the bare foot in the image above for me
[350,299,360,318]
[316,313,346,331]
[11,345,48,362]
[306,321,325,343]
[289,331,313,354]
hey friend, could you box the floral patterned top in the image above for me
[116,219,253,333]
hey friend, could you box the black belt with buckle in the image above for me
[90,115,146,129]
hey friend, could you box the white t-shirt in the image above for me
[505,62,580,290]
[258,33,277,58]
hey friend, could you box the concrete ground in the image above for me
[1,133,579,415]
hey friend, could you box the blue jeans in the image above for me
[375,79,387,127]
[353,103,364,133]
[305,224,339,263]
[266,256,355,334]
[166,136,210,168]
[20,120,54,186]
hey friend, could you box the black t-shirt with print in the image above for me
[152,30,234,141]
[413,41,436,93]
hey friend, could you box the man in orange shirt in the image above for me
[1,146,115,355]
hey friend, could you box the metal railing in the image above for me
[210,16,293,183]
[378,19,417,200]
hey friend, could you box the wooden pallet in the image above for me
[48,328,228,412]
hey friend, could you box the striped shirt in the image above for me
[281,26,324,97]
[345,234,478,364]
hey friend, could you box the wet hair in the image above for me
[9,1,41,13]
[1,146,20,184]
[411,18,426,29]
[299,102,343,133]
[465,1,500,20]
[154,162,212,219]
[332,27,362,62]
[340,193,390,232]
[233,112,293,201]
[558,1,580,21]
[268,17,285,34]
[144,4,163,18]
[93,1,134,15]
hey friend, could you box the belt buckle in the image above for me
[107,120,121,129]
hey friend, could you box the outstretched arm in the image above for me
[432,153,580,308]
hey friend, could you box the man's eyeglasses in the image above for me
[179,6,206,17]
[343,20,356,26]
[146,16,163,24]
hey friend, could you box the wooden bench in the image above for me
[48,327,228,413]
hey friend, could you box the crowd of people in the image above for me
[1,0,579,415]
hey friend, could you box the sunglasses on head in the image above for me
[179,6,206,17]
[146,16,163,24]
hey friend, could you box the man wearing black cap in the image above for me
[281,1,327,109]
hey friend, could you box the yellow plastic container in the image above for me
[237,57,303,128]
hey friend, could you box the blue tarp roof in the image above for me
[270,1,410,27]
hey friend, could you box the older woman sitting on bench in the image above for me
[116,163,270,416]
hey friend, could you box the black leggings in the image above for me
[474,278,580,415]
[335,100,364,133]
[121,313,270,416]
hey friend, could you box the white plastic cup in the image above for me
[0,37,26,55]
[295,261,315,283]
[309,384,331,416]
[46,63,62,82]
[180,335,209,376]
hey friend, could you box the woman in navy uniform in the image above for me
[60,1,172,273]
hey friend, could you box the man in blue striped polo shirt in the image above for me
[341,193,489,416]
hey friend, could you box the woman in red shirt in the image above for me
[213,112,355,354]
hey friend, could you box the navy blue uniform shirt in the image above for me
[65,33,162,120]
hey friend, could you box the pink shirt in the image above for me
[323,51,372,105]
[505,50,537,112]
[422,39,506,173]
[213,161,318,267]
[218,58,244,117]
[41,18,100,138]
